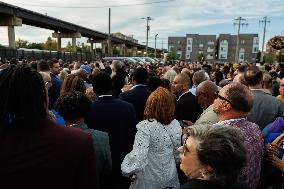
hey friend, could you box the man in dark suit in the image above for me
[0,64,96,188]
[172,73,203,125]
[244,66,284,130]
[85,72,136,189]
[48,59,63,108]
[119,67,151,123]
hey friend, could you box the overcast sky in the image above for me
[0,0,283,50]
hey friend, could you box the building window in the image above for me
[188,47,191,51]
[199,44,204,48]
[188,40,191,44]
[220,54,226,59]
[207,40,214,45]
[253,47,258,53]
[241,40,245,44]
[253,37,259,44]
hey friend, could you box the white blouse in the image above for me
[121,119,181,189]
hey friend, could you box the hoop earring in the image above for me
[200,170,205,178]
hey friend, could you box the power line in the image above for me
[234,17,248,63]
[16,0,176,9]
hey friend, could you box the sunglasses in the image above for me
[214,91,235,108]
[181,132,190,154]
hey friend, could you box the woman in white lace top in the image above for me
[121,87,182,189]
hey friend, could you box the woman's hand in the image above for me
[129,173,137,182]
[266,143,284,173]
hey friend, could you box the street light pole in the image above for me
[154,33,158,58]
[141,17,152,57]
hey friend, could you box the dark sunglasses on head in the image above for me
[214,91,235,108]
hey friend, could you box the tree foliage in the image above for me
[166,47,177,61]
[16,38,44,49]
[198,52,204,61]
[263,54,274,64]
[42,37,57,51]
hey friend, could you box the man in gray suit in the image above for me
[195,80,219,125]
[245,66,284,130]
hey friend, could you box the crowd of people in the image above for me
[1,57,284,189]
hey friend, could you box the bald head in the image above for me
[196,80,218,108]
[197,80,218,94]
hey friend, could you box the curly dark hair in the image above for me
[55,91,91,121]
[144,87,175,125]
[0,64,47,129]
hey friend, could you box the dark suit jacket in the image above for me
[175,92,203,123]
[85,96,136,189]
[49,72,62,108]
[0,119,96,188]
[119,85,151,123]
[248,90,284,130]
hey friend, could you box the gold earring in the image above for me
[200,170,205,178]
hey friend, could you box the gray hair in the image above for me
[186,124,246,187]
[193,70,207,86]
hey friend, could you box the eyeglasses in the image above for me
[181,132,190,154]
[214,91,235,108]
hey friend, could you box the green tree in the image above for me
[27,42,43,50]
[81,42,91,53]
[197,52,204,61]
[64,41,73,52]
[256,51,261,62]
[166,47,177,61]
[42,37,57,51]
[16,39,29,48]
[263,54,274,64]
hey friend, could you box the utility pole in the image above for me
[260,16,270,63]
[154,34,158,58]
[141,17,152,56]
[234,17,248,63]
[162,40,164,59]
[107,8,112,56]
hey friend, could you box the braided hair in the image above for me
[0,64,47,130]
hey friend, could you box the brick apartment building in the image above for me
[168,33,259,63]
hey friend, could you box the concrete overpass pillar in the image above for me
[102,42,107,54]
[119,44,126,56]
[87,39,98,59]
[8,26,16,49]
[132,46,137,56]
[72,38,76,52]
[52,32,81,51]
[57,37,61,51]
[0,15,22,49]
[107,39,112,56]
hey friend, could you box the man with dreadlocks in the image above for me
[0,64,97,188]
